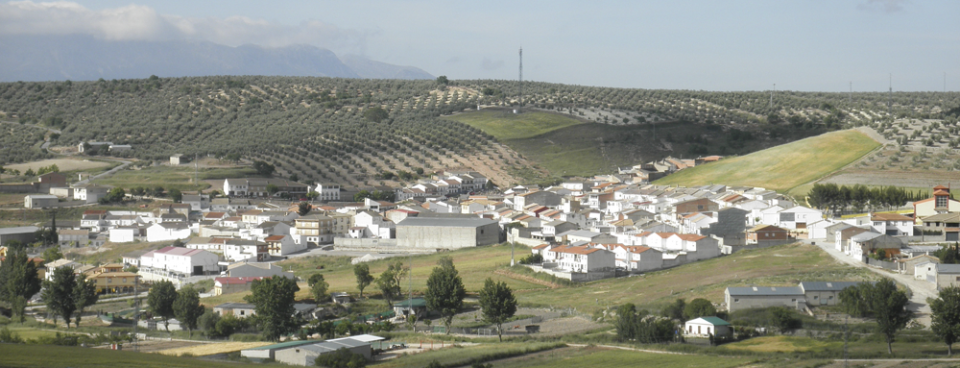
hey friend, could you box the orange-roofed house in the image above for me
[870,212,914,236]
[665,233,721,261]
[612,245,663,272]
[914,185,960,224]
[551,245,615,273]
[747,225,791,245]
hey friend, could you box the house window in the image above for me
[734,298,739,303]
[937,196,948,208]
[828,296,833,300]
[813,296,819,300]
[791,299,797,302]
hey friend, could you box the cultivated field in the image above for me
[95,165,257,192]
[156,341,273,357]
[450,110,584,140]
[492,346,751,368]
[0,343,259,368]
[0,158,113,180]
[655,129,881,193]
[721,336,833,353]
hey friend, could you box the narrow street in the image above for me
[806,239,935,326]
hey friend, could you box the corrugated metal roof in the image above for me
[396,217,494,228]
[938,264,960,274]
[798,281,862,292]
[726,286,804,296]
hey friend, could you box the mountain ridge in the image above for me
[0,35,434,82]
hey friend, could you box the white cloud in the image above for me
[0,1,370,52]
[857,0,910,13]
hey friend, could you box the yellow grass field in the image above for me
[721,336,834,353]
[4,157,112,173]
[655,129,880,193]
[156,341,273,357]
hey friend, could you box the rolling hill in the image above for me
[0,75,954,189]
[654,129,881,193]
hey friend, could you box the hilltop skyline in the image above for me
[1,0,958,91]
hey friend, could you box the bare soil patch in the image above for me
[4,158,111,173]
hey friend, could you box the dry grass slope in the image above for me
[654,129,880,193]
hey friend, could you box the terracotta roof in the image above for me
[532,243,551,250]
[215,276,265,285]
[871,213,912,222]
[554,245,603,255]
[675,234,706,241]
[264,235,286,241]
[749,224,786,232]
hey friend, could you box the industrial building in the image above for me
[396,217,500,249]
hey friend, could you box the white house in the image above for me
[140,247,219,275]
[870,213,914,236]
[763,206,822,230]
[224,239,268,262]
[109,226,137,243]
[313,183,341,201]
[146,223,191,243]
[548,245,615,273]
[611,245,663,272]
[684,317,732,338]
[265,234,303,256]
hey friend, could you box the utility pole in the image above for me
[518,48,523,111]
[769,84,774,108]
[194,153,198,191]
[133,275,139,351]
[849,82,852,103]
[888,73,893,115]
[843,317,848,368]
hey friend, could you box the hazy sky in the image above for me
[2,0,958,91]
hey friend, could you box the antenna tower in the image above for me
[519,48,523,110]
[888,74,892,115]
[769,83,775,108]
[849,82,852,103]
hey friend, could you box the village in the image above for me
[2,151,960,366]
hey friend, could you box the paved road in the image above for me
[806,239,935,326]
[73,157,131,186]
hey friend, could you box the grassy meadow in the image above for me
[514,243,873,314]
[449,110,583,140]
[0,343,260,368]
[95,165,257,192]
[495,346,751,368]
[655,129,880,193]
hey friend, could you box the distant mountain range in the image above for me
[0,35,434,82]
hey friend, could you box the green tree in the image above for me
[253,160,275,177]
[245,275,300,341]
[354,263,374,298]
[314,347,367,368]
[173,285,205,337]
[169,188,182,203]
[266,183,280,195]
[424,256,466,334]
[151,186,164,197]
[42,266,77,328]
[931,286,960,355]
[298,202,312,216]
[660,298,686,320]
[309,274,329,303]
[42,246,63,262]
[478,278,517,342]
[436,76,449,85]
[376,261,405,308]
[363,107,389,123]
[615,303,638,341]
[72,274,99,328]
[147,280,178,331]
[682,298,717,320]
[768,307,801,333]
[0,248,42,324]
[842,280,912,354]
[306,191,320,201]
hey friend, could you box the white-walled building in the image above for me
[146,223,191,243]
[140,247,219,275]
[313,183,341,201]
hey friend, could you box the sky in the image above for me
[1,0,958,92]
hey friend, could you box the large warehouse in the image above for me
[396,217,500,249]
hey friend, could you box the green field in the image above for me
[202,245,551,307]
[0,343,259,368]
[201,243,870,317]
[655,129,880,193]
[95,165,257,192]
[515,243,873,314]
[449,110,583,140]
[496,346,751,368]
